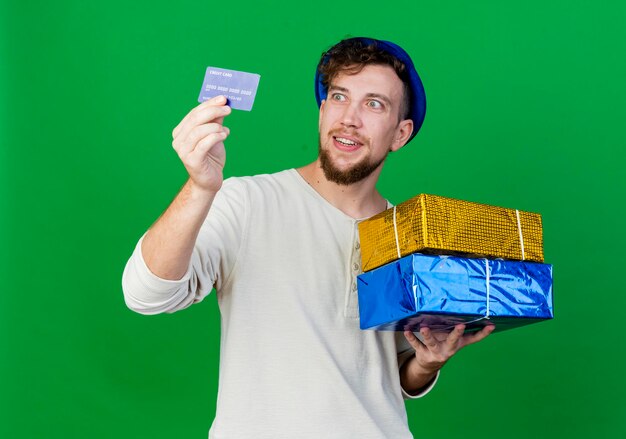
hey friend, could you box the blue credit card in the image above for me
[198,66,261,111]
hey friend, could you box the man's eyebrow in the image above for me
[365,93,392,105]
[328,85,392,106]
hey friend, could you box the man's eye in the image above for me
[331,93,346,101]
[367,100,383,109]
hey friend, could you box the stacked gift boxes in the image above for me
[356,194,553,333]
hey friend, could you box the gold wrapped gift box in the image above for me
[358,194,544,272]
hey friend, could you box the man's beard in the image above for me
[318,138,388,186]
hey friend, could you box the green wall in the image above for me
[2,0,625,437]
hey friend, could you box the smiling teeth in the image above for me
[336,137,357,146]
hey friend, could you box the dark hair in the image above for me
[317,39,411,121]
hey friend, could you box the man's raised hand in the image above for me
[172,95,232,194]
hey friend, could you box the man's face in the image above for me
[317,64,413,186]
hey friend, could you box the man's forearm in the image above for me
[141,179,217,280]
[399,356,438,395]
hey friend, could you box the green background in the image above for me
[2,0,625,437]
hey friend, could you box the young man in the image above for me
[122,37,493,438]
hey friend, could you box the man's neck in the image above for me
[296,160,388,219]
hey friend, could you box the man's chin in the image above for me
[319,156,385,186]
[318,138,387,185]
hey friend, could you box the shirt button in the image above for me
[352,262,359,272]
[355,242,360,250]
[352,283,357,291]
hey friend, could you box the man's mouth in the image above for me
[332,135,363,151]
[335,137,358,146]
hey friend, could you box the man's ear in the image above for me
[391,119,414,152]
[318,99,326,129]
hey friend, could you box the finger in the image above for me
[172,96,230,139]
[403,330,425,352]
[187,131,229,163]
[432,331,449,343]
[174,123,229,156]
[446,324,466,347]
[420,327,439,351]
[176,105,231,143]
[461,324,495,348]
[191,123,230,144]
[172,95,228,138]
[172,96,224,139]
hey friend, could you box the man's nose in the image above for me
[340,102,362,128]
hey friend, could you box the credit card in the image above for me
[197,66,261,111]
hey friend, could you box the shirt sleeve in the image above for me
[121,177,249,315]
[396,331,440,400]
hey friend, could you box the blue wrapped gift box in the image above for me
[357,253,553,333]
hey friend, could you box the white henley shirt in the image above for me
[122,169,438,439]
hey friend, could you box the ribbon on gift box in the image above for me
[422,257,494,331]
[515,209,526,260]
[390,205,527,262]
[457,258,492,328]
[387,203,532,331]
[390,205,507,331]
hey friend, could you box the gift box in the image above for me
[357,253,553,333]
[358,194,544,272]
